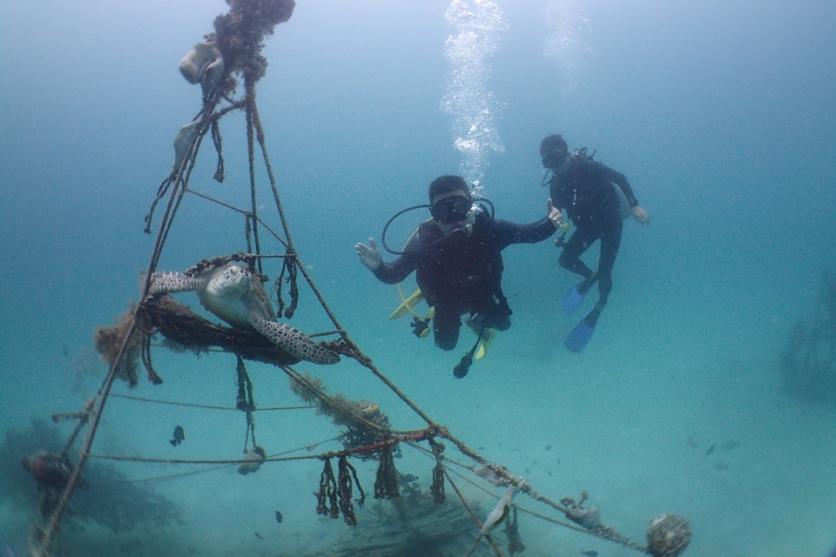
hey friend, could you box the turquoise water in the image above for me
[1,1,835,555]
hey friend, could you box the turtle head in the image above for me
[206,263,253,299]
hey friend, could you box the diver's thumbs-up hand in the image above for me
[355,237,382,271]
[547,199,564,228]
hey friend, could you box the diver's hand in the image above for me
[632,206,650,225]
[355,238,383,271]
[547,199,564,228]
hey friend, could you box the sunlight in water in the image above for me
[543,0,593,95]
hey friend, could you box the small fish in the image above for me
[705,444,715,456]
[714,461,729,471]
[686,435,698,449]
[581,550,598,557]
[169,425,185,446]
[254,532,263,540]
[62,345,69,357]
[275,510,283,523]
[720,440,740,451]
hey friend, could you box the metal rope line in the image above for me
[100,435,343,486]
[90,428,435,466]
[184,187,289,248]
[110,392,315,412]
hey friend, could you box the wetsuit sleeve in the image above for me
[596,162,639,207]
[493,218,557,250]
[372,232,421,284]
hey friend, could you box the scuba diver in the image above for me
[540,134,650,352]
[355,175,561,377]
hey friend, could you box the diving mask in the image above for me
[431,194,473,224]
[541,147,568,170]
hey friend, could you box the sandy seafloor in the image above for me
[1,1,834,556]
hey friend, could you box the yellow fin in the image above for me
[389,288,424,320]
[473,328,495,360]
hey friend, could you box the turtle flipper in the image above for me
[250,317,339,365]
[143,272,205,296]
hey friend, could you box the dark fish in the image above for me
[254,532,263,540]
[62,345,69,357]
[581,550,598,557]
[275,510,283,523]
[705,444,715,456]
[169,425,185,446]
[686,435,698,449]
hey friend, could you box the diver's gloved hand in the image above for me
[355,237,383,271]
[631,205,650,225]
[547,199,564,228]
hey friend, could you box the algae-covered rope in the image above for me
[244,79,264,275]
[280,364,413,436]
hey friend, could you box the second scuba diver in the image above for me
[540,133,650,352]
[355,175,562,377]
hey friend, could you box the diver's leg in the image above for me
[485,311,511,331]
[433,304,461,351]
[559,228,596,281]
[594,217,623,311]
[483,296,512,331]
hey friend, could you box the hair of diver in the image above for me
[381,198,496,256]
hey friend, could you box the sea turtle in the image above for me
[146,262,339,365]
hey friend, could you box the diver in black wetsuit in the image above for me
[355,175,561,371]
[540,134,650,351]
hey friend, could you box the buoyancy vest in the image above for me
[414,212,504,310]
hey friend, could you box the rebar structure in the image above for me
[27,2,692,557]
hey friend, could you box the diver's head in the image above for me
[429,175,473,224]
[540,134,569,170]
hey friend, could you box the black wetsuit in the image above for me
[374,211,555,350]
[548,155,639,309]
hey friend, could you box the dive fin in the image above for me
[564,315,598,353]
[466,319,495,360]
[389,288,424,320]
[474,328,495,360]
[560,283,587,316]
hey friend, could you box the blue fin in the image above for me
[564,317,597,352]
[560,284,587,315]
